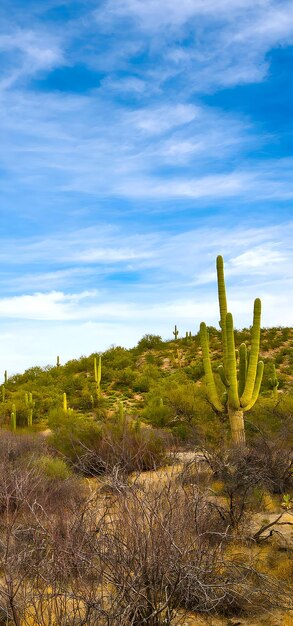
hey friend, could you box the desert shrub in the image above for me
[48,409,104,472]
[49,408,167,475]
[0,431,45,464]
[133,364,161,393]
[197,438,292,533]
[34,455,72,480]
[136,334,164,352]
[0,460,290,625]
[113,366,136,388]
[184,362,205,381]
[102,346,134,370]
[248,394,293,442]
[143,375,222,444]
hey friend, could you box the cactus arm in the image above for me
[216,256,228,372]
[225,313,240,409]
[217,365,230,388]
[200,322,224,412]
[238,343,247,397]
[221,390,228,406]
[240,298,261,407]
[243,361,264,412]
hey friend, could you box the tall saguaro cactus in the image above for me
[94,356,102,398]
[25,392,34,427]
[200,255,264,445]
[173,325,179,340]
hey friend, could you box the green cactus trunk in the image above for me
[63,392,68,413]
[94,356,102,397]
[173,325,179,340]
[200,256,265,446]
[228,408,245,446]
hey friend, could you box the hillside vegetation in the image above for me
[1,325,292,438]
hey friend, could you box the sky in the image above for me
[0,0,293,374]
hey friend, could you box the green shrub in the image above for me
[34,455,71,480]
[136,334,164,352]
[48,409,103,470]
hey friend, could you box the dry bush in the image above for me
[50,413,168,476]
[0,431,45,465]
[0,452,291,625]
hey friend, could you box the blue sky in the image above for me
[0,0,292,373]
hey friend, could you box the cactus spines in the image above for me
[94,356,102,397]
[56,356,60,367]
[4,370,7,384]
[200,256,265,445]
[63,392,68,413]
[173,325,179,340]
[11,403,16,431]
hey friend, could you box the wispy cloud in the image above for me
[0,0,292,372]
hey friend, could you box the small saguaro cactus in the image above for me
[173,325,179,340]
[25,392,34,427]
[200,255,264,446]
[94,355,102,398]
[4,370,7,384]
[63,392,68,413]
[56,356,60,367]
[268,364,279,401]
[11,403,16,431]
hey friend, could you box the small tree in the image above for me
[200,256,264,445]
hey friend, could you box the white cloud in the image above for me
[94,0,293,92]
[0,29,65,88]
[128,104,199,135]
